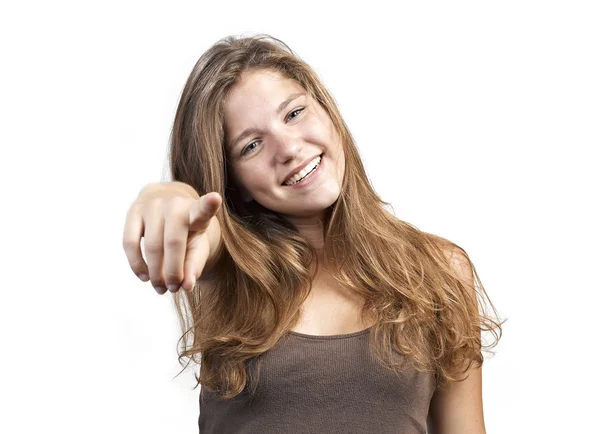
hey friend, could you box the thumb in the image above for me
[189,192,222,233]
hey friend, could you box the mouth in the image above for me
[282,153,324,187]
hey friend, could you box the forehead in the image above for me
[229,69,303,101]
[224,70,305,123]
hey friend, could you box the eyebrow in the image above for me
[228,92,305,151]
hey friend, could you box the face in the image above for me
[223,69,345,220]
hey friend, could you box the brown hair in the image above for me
[168,34,505,399]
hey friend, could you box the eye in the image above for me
[241,140,260,156]
[286,107,305,121]
[240,108,305,156]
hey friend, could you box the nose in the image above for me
[272,129,302,164]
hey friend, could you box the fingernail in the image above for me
[154,285,167,294]
[139,273,149,282]
[167,284,180,293]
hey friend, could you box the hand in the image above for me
[122,183,222,294]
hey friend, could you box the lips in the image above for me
[281,153,323,185]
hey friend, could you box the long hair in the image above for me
[168,34,504,400]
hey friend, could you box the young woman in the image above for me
[123,34,503,434]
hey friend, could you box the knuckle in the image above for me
[144,243,163,254]
[122,238,138,250]
[144,197,163,209]
[129,201,144,213]
[164,236,184,248]
[166,196,190,207]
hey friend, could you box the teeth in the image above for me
[284,155,322,186]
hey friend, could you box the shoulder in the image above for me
[422,232,474,284]
[422,232,478,309]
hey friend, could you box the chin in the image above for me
[257,185,341,216]
[284,195,340,218]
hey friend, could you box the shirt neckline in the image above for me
[287,326,373,340]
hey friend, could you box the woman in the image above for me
[122,34,503,433]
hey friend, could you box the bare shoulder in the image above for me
[422,231,475,290]
[423,232,469,261]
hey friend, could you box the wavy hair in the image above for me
[168,34,505,400]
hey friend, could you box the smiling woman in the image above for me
[223,68,344,222]
[123,33,504,434]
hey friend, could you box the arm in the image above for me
[427,245,486,434]
[427,365,485,434]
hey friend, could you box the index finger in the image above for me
[188,192,222,233]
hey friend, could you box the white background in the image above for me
[1,1,598,433]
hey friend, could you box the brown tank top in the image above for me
[198,326,436,433]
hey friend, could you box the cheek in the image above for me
[312,107,339,148]
[312,109,333,135]
[236,164,273,193]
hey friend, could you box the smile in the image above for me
[282,153,324,188]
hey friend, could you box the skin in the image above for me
[223,69,345,251]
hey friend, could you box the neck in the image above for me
[285,215,326,249]
[284,205,331,245]
[281,208,335,270]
